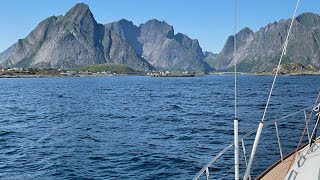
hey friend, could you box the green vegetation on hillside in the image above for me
[0,68,60,76]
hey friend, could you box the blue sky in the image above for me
[0,0,319,53]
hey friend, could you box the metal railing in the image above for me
[193,107,311,180]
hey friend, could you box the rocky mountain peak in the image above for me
[174,33,201,51]
[140,19,174,39]
[65,3,89,16]
[236,27,254,45]
[105,19,139,35]
[64,3,96,25]
[118,19,135,26]
[238,27,254,37]
[296,12,320,29]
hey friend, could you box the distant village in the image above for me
[0,67,200,78]
[146,71,198,77]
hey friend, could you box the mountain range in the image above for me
[209,12,320,72]
[0,3,209,72]
[0,3,320,73]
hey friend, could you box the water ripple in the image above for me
[0,76,318,179]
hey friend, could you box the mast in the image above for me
[233,0,239,179]
[243,0,300,179]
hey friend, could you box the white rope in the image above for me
[261,0,300,123]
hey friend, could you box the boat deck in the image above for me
[257,138,320,180]
[259,153,295,180]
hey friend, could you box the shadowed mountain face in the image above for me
[0,3,210,72]
[105,19,211,72]
[214,12,320,72]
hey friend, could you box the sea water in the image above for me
[0,75,319,179]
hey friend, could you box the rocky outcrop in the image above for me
[272,63,320,74]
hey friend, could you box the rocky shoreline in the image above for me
[254,72,320,76]
[0,70,199,78]
[1,64,319,78]
[1,72,320,78]
[254,64,320,76]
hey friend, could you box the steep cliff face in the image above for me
[104,19,143,56]
[214,27,254,70]
[2,4,105,69]
[214,12,320,72]
[0,3,153,70]
[0,44,16,64]
[105,19,211,72]
[101,30,152,70]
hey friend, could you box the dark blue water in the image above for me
[0,75,319,179]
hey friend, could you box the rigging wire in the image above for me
[193,106,310,180]
[243,0,300,179]
[234,0,237,119]
[261,0,300,123]
[233,0,239,180]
